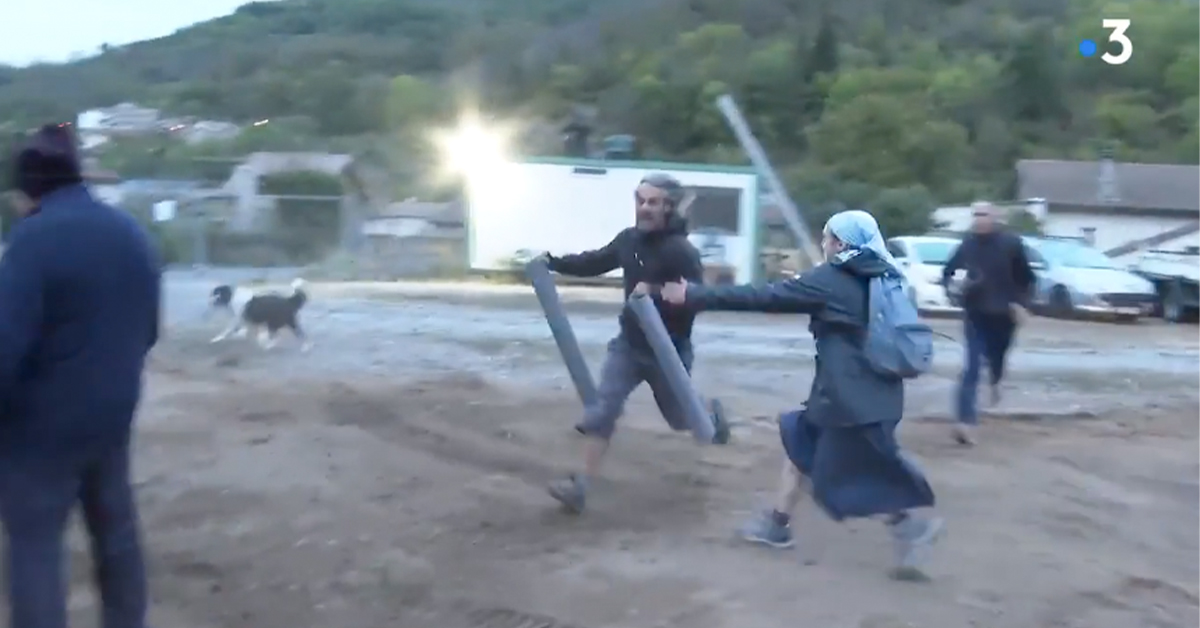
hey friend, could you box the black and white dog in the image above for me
[208,279,311,351]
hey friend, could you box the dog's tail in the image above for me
[288,278,308,309]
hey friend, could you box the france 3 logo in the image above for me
[1079,19,1132,65]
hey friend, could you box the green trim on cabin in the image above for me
[519,155,758,175]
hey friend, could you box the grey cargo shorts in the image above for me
[576,334,693,440]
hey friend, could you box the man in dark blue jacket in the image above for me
[543,173,729,514]
[941,201,1036,446]
[0,125,160,628]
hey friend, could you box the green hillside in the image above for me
[0,0,1195,231]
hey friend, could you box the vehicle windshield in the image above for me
[911,241,957,265]
[1032,240,1117,269]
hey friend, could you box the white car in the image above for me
[1024,237,1157,320]
[885,236,963,313]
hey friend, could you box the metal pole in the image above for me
[626,295,715,445]
[526,257,598,407]
[715,94,822,266]
[192,216,208,267]
[183,199,208,267]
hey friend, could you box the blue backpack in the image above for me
[863,273,934,379]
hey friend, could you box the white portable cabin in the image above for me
[464,157,763,284]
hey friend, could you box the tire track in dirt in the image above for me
[404,600,590,628]
[1037,574,1199,628]
[314,376,724,559]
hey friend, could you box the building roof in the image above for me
[1016,159,1199,212]
[381,200,463,223]
[83,167,121,184]
[118,179,203,194]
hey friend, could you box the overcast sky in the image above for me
[0,0,260,66]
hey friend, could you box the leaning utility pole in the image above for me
[715,94,822,266]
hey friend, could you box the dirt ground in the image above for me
[56,273,1200,628]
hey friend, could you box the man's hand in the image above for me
[632,282,652,296]
[660,280,688,305]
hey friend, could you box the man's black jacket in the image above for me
[547,213,703,351]
[942,230,1036,316]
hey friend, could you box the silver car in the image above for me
[1025,237,1157,321]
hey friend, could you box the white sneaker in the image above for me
[952,424,977,446]
[888,515,946,580]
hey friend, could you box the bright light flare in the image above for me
[432,115,513,179]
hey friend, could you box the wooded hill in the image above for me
[0,0,1195,234]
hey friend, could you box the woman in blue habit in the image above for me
[661,210,945,579]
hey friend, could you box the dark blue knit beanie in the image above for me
[10,124,82,200]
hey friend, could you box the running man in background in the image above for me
[542,173,730,514]
[942,201,1036,446]
[661,209,943,580]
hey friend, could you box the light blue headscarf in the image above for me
[823,209,899,269]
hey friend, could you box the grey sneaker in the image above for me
[548,474,586,514]
[952,424,977,446]
[888,515,945,581]
[709,398,731,445]
[989,383,1002,407]
[738,511,795,549]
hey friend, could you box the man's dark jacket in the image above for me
[0,185,160,455]
[685,249,903,429]
[547,212,703,352]
[942,230,1036,315]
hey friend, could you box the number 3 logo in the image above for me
[1102,18,1132,65]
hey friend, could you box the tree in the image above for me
[386,75,443,132]
[999,23,1066,123]
[0,131,21,237]
[1093,91,1164,157]
[807,90,970,195]
[805,13,839,80]
[869,186,936,237]
[0,0,1192,230]
[795,11,839,121]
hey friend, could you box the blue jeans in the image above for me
[956,312,1016,425]
[0,436,147,628]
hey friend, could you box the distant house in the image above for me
[84,163,122,206]
[221,152,354,232]
[90,178,223,213]
[76,102,163,151]
[76,102,161,135]
[1015,158,1200,261]
[357,200,466,275]
[364,200,464,238]
[180,120,241,144]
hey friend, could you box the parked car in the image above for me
[886,235,963,313]
[1024,237,1157,321]
[1129,247,1200,323]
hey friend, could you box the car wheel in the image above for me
[1049,285,1074,319]
[1163,281,1185,323]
